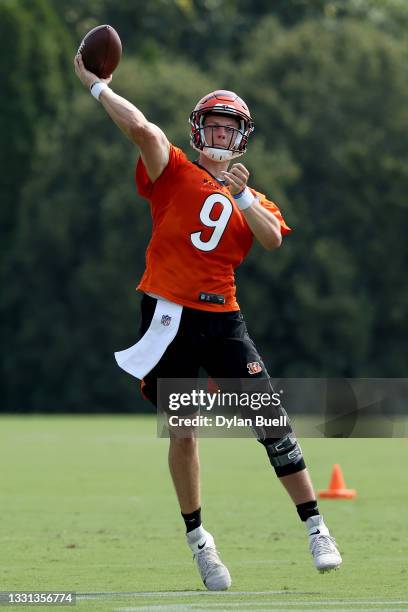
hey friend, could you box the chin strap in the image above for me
[201,146,243,162]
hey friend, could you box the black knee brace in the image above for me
[258,433,306,477]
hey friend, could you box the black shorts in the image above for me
[139,294,269,407]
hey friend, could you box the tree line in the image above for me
[1,0,407,412]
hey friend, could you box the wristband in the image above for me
[90,81,109,101]
[234,186,255,211]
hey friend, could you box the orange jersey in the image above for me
[135,145,291,312]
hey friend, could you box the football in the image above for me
[78,25,122,78]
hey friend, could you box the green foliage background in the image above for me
[1,0,407,411]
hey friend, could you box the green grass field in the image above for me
[1,415,407,611]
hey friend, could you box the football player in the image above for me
[75,53,342,590]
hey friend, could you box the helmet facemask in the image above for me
[190,107,254,162]
[197,113,246,161]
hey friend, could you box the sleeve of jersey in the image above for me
[249,188,292,236]
[135,144,184,199]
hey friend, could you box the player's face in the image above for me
[203,114,240,149]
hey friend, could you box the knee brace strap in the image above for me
[259,434,305,475]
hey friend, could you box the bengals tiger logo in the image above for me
[247,362,262,375]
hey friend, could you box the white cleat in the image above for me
[187,527,231,591]
[306,515,342,573]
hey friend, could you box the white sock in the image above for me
[306,515,329,536]
[186,525,207,543]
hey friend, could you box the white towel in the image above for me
[114,297,183,379]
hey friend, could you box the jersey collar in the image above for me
[193,160,229,189]
[193,159,224,185]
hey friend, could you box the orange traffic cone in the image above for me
[318,464,357,499]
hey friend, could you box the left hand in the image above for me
[220,163,250,196]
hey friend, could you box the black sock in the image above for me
[296,500,320,522]
[181,507,202,533]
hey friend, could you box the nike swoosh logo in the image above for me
[310,529,320,535]
[198,540,206,550]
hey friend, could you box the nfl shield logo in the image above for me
[161,314,172,326]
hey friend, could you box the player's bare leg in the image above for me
[168,435,200,513]
[168,432,231,590]
[279,467,315,504]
